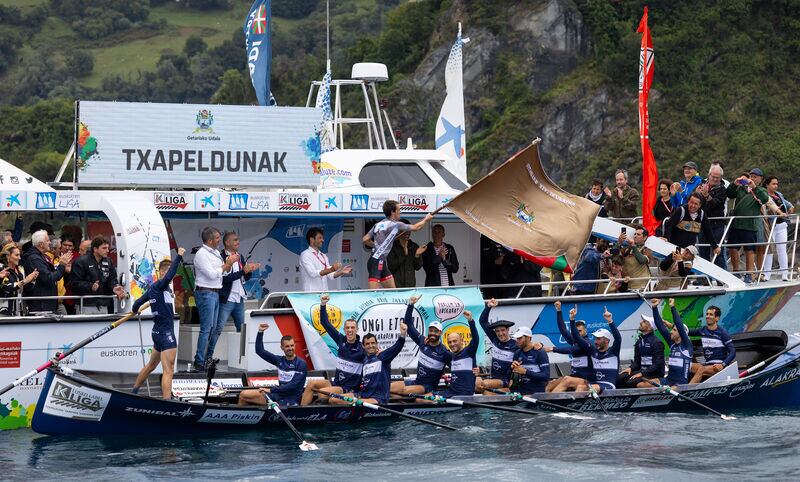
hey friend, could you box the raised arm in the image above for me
[409,213,434,232]
[651,300,671,340]
[605,308,622,356]
[404,299,424,347]
[570,313,592,353]
[670,303,692,350]
[319,295,343,345]
[255,328,282,367]
[153,253,183,291]
[464,311,480,357]
[555,304,574,344]
[477,300,499,344]
[379,334,406,364]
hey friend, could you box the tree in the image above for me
[273,0,319,19]
[65,49,95,77]
[210,69,256,105]
[184,35,207,58]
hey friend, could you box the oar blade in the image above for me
[299,441,320,451]
[552,412,594,421]
[721,415,737,421]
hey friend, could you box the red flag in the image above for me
[638,7,659,236]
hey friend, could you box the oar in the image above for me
[263,393,319,451]
[640,379,736,421]
[0,302,151,397]
[485,388,589,416]
[402,392,549,417]
[739,340,800,378]
[587,384,610,415]
[311,389,457,431]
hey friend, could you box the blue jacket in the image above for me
[571,245,602,293]
[358,336,405,404]
[653,306,693,386]
[132,254,182,332]
[572,319,621,389]
[254,331,307,405]
[553,309,593,379]
[670,175,704,207]
[478,306,517,382]
[514,346,550,394]
[689,325,736,366]
[320,304,366,391]
[218,250,251,303]
[630,331,665,378]
[447,317,480,396]
[405,305,451,390]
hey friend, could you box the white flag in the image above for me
[435,24,469,182]
[315,67,335,152]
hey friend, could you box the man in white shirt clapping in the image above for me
[299,227,351,292]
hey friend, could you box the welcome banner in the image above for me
[287,287,487,371]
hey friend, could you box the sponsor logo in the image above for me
[350,194,369,211]
[4,192,23,208]
[334,409,354,421]
[0,341,22,368]
[17,375,44,390]
[42,378,110,421]
[247,193,270,210]
[729,380,756,398]
[35,192,56,210]
[197,193,219,210]
[124,406,195,418]
[194,109,214,134]
[760,366,800,388]
[279,193,311,211]
[403,407,460,416]
[228,193,248,211]
[398,194,429,212]
[199,409,264,424]
[680,387,728,400]
[154,193,189,210]
[247,376,279,388]
[630,394,673,408]
[515,202,534,224]
[320,194,343,211]
[286,224,306,238]
[57,193,81,209]
[99,349,139,358]
[268,413,327,423]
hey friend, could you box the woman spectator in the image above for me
[0,246,38,315]
[653,179,673,237]
[762,176,794,281]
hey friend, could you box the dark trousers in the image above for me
[700,224,727,270]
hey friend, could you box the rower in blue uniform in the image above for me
[238,322,308,406]
[689,305,736,383]
[547,302,592,392]
[572,306,622,392]
[327,325,407,405]
[437,309,480,397]
[510,326,550,394]
[131,247,184,399]
[301,294,366,405]
[618,312,665,388]
[391,295,452,395]
[475,298,517,394]
[650,298,693,387]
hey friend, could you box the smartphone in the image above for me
[620,227,626,234]
[738,179,749,186]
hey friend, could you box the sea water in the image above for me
[2,297,800,481]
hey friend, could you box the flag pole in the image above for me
[326,0,331,71]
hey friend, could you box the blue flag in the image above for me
[243,0,274,106]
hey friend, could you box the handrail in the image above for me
[1,294,121,317]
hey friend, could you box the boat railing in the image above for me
[607,212,798,284]
[2,294,121,317]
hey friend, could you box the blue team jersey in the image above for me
[448,318,480,396]
[478,306,516,382]
[653,306,693,385]
[514,346,550,394]
[631,331,665,378]
[358,336,405,404]
[554,310,593,379]
[404,305,452,390]
[688,325,735,366]
[572,320,621,390]
[254,331,307,405]
[320,305,366,391]
[131,254,182,333]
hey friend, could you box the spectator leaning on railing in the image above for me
[696,164,729,270]
[0,245,38,316]
[71,236,125,314]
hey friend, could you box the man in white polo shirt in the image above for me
[192,226,238,372]
[299,227,351,292]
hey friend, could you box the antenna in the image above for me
[326,0,331,71]
[458,21,461,37]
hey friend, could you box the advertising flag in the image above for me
[435,24,469,182]
[638,7,659,236]
[243,0,274,106]
[444,140,600,273]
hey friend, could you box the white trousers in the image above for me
[763,222,789,280]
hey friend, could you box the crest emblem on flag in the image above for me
[515,203,534,224]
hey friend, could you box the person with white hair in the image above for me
[696,163,730,270]
[20,229,73,313]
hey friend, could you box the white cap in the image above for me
[686,245,699,257]
[592,328,614,347]
[429,321,443,331]
[512,326,533,339]
[640,314,655,330]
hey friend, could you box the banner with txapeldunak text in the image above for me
[444,140,600,272]
[287,287,487,371]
